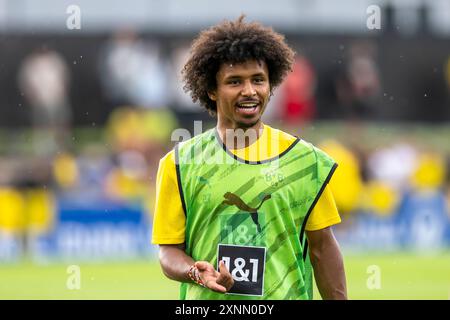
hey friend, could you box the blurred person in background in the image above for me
[335,41,381,121]
[18,48,72,156]
[104,107,177,212]
[0,166,56,259]
[319,139,364,217]
[98,28,169,109]
[365,141,418,216]
[367,142,418,191]
[396,151,449,251]
[279,56,317,125]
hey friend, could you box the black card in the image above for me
[217,244,266,296]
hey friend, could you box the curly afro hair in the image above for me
[182,15,295,115]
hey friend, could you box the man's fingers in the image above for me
[218,260,230,274]
[216,277,234,291]
[194,261,233,293]
[194,261,209,271]
[217,261,234,291]
[205,280,227,293]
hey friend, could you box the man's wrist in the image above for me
[187,265,205,287]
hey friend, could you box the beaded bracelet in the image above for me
[188,265,205,287]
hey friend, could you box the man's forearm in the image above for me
[159,244,195,282]
[308,229,348,300]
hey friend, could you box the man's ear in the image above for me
[208,91,217,101]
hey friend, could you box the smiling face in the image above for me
[209,60,271,131]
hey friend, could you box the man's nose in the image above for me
[241,80,256,97]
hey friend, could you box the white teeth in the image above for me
[238,103,258,108]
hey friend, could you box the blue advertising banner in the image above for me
[335,190,450,252]
[0,233,23,263]
[32,197,155,262]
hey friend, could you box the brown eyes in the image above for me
[226,78,265,85]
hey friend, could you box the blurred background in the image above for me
[0,0,449,299]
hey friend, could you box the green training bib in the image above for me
[175,128,337,300]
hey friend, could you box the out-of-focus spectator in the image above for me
[98,28,169,109]
[52,152,79,190]
[18,48,72,155]
[335,41,381,120]
[364,142,418,216]
[106,107,177,160]
[104,107,178,209]
[279,56,317,124]
[362,181,399,217]
[411,153,446,191]
[368,143,418,191]
[104,150,149,202]
[0,187,55,256]
[0,188,25,235]
[75,144,114,200]
[23,189,55,236]
[319,139,363,215]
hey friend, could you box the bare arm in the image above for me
[159,243,194,282]
[306,227,347,300]
[159,244,234,292]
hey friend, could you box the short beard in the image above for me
[235,119,260,130]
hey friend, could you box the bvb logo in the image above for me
[261,163,284,188]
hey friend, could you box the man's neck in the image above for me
[217,121,264,150]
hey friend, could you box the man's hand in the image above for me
[195,260,234,293]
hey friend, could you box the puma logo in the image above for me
[222,192,271,232]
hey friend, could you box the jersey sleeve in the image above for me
[305,184,341,231]
[151,150,186,244]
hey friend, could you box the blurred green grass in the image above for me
[1,252,449,300]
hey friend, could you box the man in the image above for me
[152,16,347,300]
